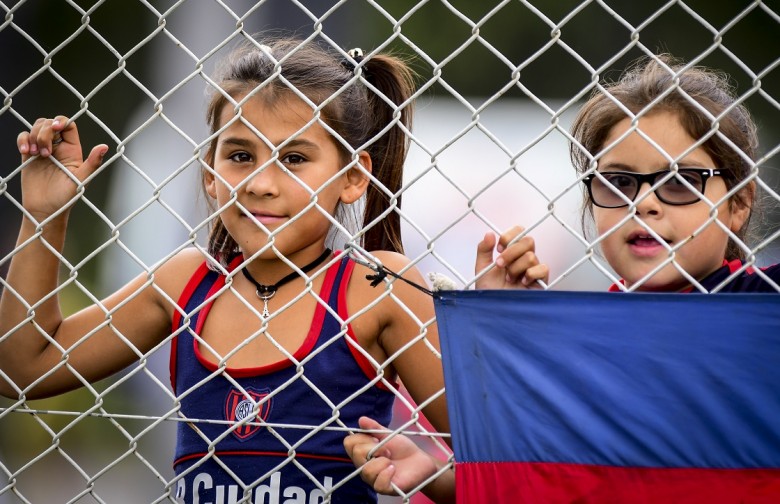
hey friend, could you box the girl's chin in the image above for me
[624,273,689,292]
[620,265,682,291]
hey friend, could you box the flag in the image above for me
[434,290,780,503]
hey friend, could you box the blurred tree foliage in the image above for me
[361,0,780,101]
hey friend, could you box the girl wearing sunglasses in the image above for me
[344,53,779,504]
[573,54,778,293]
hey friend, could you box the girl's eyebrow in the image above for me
[281,138,320,151]
[218,135,320,151]
[597,162,635,172]
[218,136,255,149]
[598,159,710,172]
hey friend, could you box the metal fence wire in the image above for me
[1,1,779,503]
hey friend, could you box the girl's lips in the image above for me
[630,236,661,246]
[627,232,670,257]
[245,212,285,225]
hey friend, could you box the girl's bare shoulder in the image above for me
[151,247,217,300]
[367,250,425,285]
[346,250,429,306]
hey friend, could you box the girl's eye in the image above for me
[229,152,252,163]
[603,174,634,189]
[282,153,306,166]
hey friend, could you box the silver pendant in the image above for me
[257,289,275,319]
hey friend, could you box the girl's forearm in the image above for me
[0,214,70,388]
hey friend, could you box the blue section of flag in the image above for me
[434,290,780,469]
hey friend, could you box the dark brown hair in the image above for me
[570,54,758,260]
[203,38,416,264]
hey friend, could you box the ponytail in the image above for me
[358,54,416,254]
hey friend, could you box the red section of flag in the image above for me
[456,461,780,504]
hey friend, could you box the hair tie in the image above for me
[341,47,366,73]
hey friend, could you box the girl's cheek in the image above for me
[594,207,629,232]
[593,209,610,234]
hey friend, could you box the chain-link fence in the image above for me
[1,1,779,503]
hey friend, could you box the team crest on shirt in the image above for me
[224,387,272,441]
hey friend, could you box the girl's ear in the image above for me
[729,179,756,233]
[340,150,372,204]
[204,169,217,199]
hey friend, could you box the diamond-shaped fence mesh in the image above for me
[0,1,778,503]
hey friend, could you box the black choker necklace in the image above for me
[241,249,332,318]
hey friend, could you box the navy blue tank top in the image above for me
[609,259,780,292]
[169,254,395,503]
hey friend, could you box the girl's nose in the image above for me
[244,162,279,198]
[634,182,662,216]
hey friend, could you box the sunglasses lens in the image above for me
[657,171,704,204]
[591,173,636,208]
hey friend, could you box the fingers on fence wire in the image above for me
[16,116,110,218]
[30,118,107,171]
[19,116,70,158]
[345,416,441,497]
[475,226,549,290]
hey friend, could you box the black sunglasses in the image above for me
[582,168,723,208]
